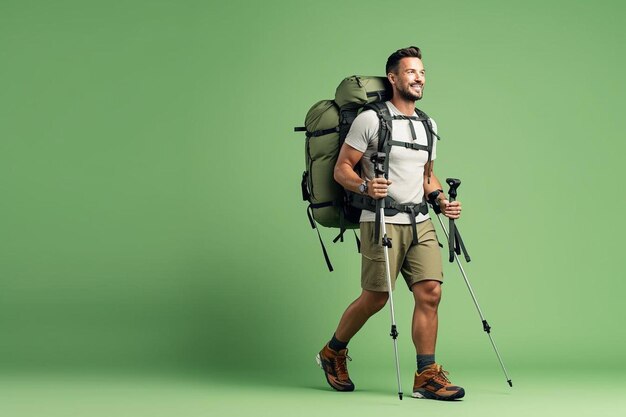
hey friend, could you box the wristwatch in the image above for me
[358,180,369,195]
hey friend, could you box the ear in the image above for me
[387,72,396,87]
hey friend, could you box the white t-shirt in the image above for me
[344,101,438,224]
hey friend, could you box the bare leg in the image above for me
[411,280,442,354]
[334,289,389,342]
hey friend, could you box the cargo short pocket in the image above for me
[360,222,384,262]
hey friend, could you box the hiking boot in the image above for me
[412,363,465,400]
[315,344,355,392]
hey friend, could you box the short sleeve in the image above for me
[344,110,380,153]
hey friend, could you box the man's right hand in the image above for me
[367,177,392,199]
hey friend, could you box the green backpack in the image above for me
[295,76,438,271]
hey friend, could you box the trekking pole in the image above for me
[428,178,513,388]
[371,152,403,400]
[446,179,471,263]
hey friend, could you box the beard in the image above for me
[397,84,423,101]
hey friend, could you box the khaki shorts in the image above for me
[360,219,443,292]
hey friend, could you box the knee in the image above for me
[361,292,389,315]
[372,293,389,313]
[413,281,441,309]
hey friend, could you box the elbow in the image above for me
[333,163,342,184]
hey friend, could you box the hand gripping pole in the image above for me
[371,152,403,400]
[429,178,513,388]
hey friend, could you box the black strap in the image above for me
[339,109,359,142]
[294,125,340,137]
[387,140,429,151]
[416,107,441,141]
[390,114,427,121]
[307,205,333,272]
[349,192,428,216]
[364,197,428,245]
[448,222,471,263]
[446,190,471,263]
[408,209,418,244]
[366,104,438,182]
[374,199,382,243]
[448,217,456,263]
[306,126,339,137]
[407,117,418,140]
[458,228,470,262]
[301,171,310,201]
[333,209,346,243]
[363,103,392,149]
[425,119,434,183]
[310,201,334,209]
[380,113,393,177]
[366,90,389,101]
[390,201,428,215]
[392,202,428,245]
[414,107,439,183]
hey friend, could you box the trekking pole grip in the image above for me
[371,152,386,178]
[446,178,461,202]
[370,152,387,244]
[445,178,461,263]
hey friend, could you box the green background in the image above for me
[1,0,625,415]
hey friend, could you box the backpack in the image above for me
[295,76,439,271]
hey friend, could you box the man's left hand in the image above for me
[439,200,462,219]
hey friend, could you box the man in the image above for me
[316,46,465,400]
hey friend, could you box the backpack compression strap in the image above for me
[294,126,340,137]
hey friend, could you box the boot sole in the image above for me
[412,388,465,400]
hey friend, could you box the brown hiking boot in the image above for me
[315,344,355,392]
[412,363,465,400]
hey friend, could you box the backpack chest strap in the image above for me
[387,140,430,152]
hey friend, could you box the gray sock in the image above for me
[417,354,435,373]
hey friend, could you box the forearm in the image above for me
[424,170,462,219]
[423,172,447,205]
[334,162,365,194]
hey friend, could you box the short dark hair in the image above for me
[386,46,422,75]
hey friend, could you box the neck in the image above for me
[389,96,416,116]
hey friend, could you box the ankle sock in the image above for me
[417,354,435,373]
[328,333,348,352]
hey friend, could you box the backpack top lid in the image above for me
[334,76,391,109]
[304,100,339,136]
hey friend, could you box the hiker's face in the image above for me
[390,57,425,101]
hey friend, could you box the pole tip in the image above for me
[399,392,403,400]
[508,380,513,387]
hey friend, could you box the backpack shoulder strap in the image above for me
[415,106,440,183]
[414,107,441,141]
[363,102,393,178]
[364,102,392,153]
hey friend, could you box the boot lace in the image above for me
[430,365,451,386]
[334,353,352,380]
